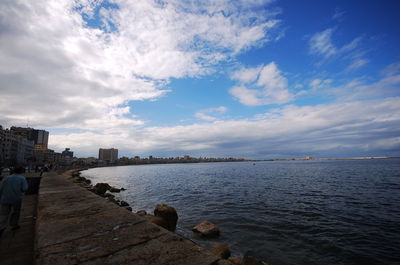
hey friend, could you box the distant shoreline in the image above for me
[74,156,398,172]
[255,156,397,162]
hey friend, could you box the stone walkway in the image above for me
[0,193,37,265]
[35,172,232,265]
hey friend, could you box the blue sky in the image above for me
[0,0,399,159]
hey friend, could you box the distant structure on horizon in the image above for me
[62,148,74,158]
[99,148,118,163]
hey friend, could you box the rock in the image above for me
[211,244,231,259]
[103,193,114,198]
[124,206,133,211]
[228,257,244,265]
[120,187,126,191]
[243,251,269,265]
[217,260,234,265]
[154,204,178,231]
[84,179,91,184]
[120,200,129,207]
[76,176,86,182]
[93,183,111,195]
[148,215,169,230]
[81,184,92,189]
[107,197,119,205]
[192,221,220,237]
[136,210,147,216]
[109,187,121,193]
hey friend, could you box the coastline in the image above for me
[35,169,242,264]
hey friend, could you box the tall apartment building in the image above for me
[0,126,34,166]
[10,126,49,149]
[99,148,118,163]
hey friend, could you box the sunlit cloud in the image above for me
[195,106,227,121]
[229,62,293,106]
[50,97,400,158]
[0,0,279,130]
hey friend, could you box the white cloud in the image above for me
[310,79,332,90]
[309,28,368,70]
[229,62,293,106]
[346,58,369,71]
[50,97,400,158]
[309,28,337,58]
[0,0,279,130]
[332,63,400,101]
[195,106,227,121]
[230,66,263,83]
[332,8,346,21]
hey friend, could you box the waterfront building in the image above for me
[99,148,118,163]
[0,126,34,167]
[0,125,4,165]
[10,126,49,149]
[62,148,74,158]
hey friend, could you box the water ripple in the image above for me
[82,159,400,265]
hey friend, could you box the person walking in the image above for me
[0,166,28,237]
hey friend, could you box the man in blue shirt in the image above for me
[0,167,28,236]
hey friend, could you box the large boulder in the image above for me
[242,251,269,265]
[154,204,178,231]
[109,187,121,193]
[136,210,147,216]
[119,200,129,207]
[147,215,169,230]
[93,183,111,195]
[123,206,133,211]
[192,221,220,237]
[228,257,244,265]
[211,244,231,259]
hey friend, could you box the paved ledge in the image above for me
[36,172,232,265]
[0,194,37,265]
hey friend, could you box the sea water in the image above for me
[81,159,400,265]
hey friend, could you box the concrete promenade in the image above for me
[0,193,37,265]
[35,172,233,265]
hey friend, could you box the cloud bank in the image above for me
[0,0,278,131]
[50,97,400,158]
[1,0,399,159]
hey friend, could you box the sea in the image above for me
[81,158,400,265]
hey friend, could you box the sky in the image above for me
[0,0,399,159]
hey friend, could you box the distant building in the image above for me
[0,126,34,166]
[62,148,74,158]
[10,126,49,149]
[99,148,118,163]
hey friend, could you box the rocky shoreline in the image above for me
[70,169,269,265]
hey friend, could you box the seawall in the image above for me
[35,171,233,265]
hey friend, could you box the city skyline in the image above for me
[1,0,399,159]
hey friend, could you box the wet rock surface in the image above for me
[93,183,111,195]
[154,204,178,231]
[109,187,121,193]
[242,251,269,265]
[137,210,147,216]
[228,257,244,265]
[193,221,220,237]
[211,244,231,259]
[119,200,129,207]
